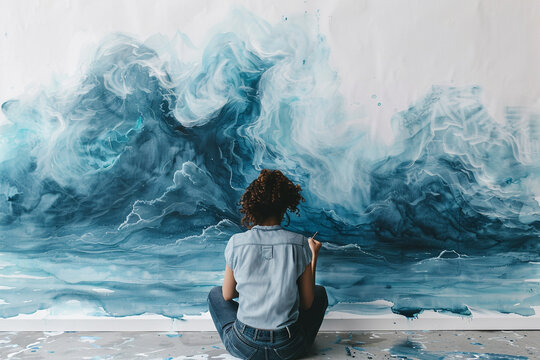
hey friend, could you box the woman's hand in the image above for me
[308,236,322,257]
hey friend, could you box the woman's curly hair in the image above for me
[240,169,305,228]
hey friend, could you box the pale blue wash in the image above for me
[225,225,312,329]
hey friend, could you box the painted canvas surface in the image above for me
[0,0,539,321]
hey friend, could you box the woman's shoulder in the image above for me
[227,229,254,246]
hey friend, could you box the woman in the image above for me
[208,169,328,360]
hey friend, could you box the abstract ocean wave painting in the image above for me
[0,2,539,320]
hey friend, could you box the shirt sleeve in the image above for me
[224,236,234,269]
[297,235,313,278]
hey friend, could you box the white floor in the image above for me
[0,330,538,359]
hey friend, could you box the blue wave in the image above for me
[1,29,538,252]
[369,87,540,250]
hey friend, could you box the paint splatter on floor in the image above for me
[0,330,537,359]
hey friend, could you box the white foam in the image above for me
[0,274,49,279]
[91,288,115,294]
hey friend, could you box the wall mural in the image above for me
[0,1,538,321]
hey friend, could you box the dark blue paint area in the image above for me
[391,305,472,319]
[390,339,528,360]
[0,10,538,319]
[369,87,540,252]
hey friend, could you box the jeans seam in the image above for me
[233,322,258,349]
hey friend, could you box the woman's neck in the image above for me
[258,216,282,226]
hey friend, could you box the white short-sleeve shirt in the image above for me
[225,225,312,329]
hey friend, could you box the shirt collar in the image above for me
[251,225,282,231]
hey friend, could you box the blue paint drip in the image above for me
[80,336,100,341]
[390,339,528,360]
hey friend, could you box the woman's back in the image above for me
[208,169,327,359]
[226,225,312,329]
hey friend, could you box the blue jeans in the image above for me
[207,286,328,360]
